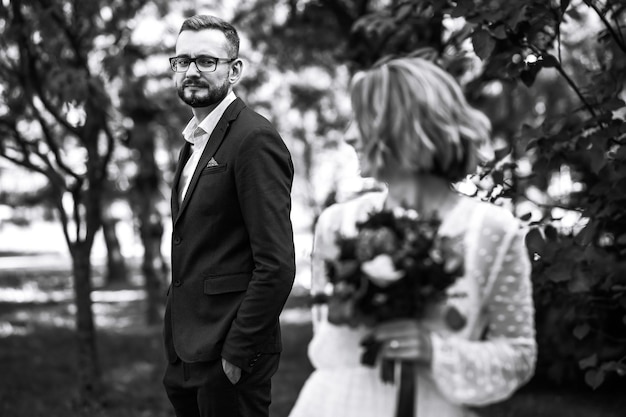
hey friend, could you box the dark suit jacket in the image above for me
[163,97,296,373]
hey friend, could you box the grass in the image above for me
[0,268,624,417]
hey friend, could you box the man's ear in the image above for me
[229,59,244,85]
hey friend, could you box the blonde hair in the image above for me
[350,57,491,181]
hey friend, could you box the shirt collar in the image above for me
[182,91,237,146]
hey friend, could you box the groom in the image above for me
[163,15,296,417]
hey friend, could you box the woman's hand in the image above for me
[372,319,433,364]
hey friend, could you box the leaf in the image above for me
[546,263,572,283]
[575,221,596,246]
[579,353,598,370]
[584,369,605,390]
[540,54,559,68]
[573,323,591,340]
[568,267,591,293]
[451,0,475,18]
[589,145,606,174]
[492,170,504,184]
[395,3,414,21]
[492,25,507,40]
[544,225,558,241]
[600,361,626,376]
[507,5,529,29]
[520,212,532,221]
[472,29,496,60]
[520,67,539,87]
[525,228,546,255]
[526,138,539,150]
[494,146,510,161]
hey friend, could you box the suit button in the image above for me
[173,236,182,245]
[174,280,182,287]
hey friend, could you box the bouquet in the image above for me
[313,208,465,416]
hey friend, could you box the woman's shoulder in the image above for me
[470,199,524,237]
[316,191,387,236]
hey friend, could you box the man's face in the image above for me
[174,29,233,108]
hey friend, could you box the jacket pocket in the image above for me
[200,164,228,176]
[204,273,250,294]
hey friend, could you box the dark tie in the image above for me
[178,143,194,204]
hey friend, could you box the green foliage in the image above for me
[340,0,626,389]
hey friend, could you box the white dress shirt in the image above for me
[178,91,237,204]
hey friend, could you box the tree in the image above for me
[0,0,152,405]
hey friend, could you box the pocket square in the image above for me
[207,158,219,167]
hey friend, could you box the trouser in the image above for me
[163,354,280,417]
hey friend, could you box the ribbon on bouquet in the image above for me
[361,337,416,417]
[395,360,416,417]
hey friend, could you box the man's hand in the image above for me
[221,358,242,385]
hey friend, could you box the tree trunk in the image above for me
[130,120,167,325]
[70,242,101,406]
[101,214,128,285]
[139,208,166,325]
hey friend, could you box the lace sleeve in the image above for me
[429,210,537,406]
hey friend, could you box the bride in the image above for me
[288,56,536,417]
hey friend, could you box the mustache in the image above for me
[182,79,210,88]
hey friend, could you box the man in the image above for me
[163,15,296,417]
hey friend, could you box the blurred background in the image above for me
[1,0,625,416]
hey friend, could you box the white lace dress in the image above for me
[288,192,536,417]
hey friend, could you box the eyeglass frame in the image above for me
[169,55,237,73]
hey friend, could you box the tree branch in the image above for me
[71,188,83,243]
[527,44,598,119]
[11,0,83,137]
[30,104,83,183]
[520,192,585,213]
[583,0,626,53]
[0,151,49,178]
[38,0,90,72]
[319,0,358,35]
[605,0,626,43]
[101,121,116,180]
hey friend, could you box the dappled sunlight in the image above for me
[91,289,146,303]
[93,300,149,331]
[104,361,158,387]
[1,306,76,333]
[0,287,72,303]
[280,307,312,325]
[0,321,30,337]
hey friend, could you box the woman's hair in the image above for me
[350,56,491,181]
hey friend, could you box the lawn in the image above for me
[0,263,624,417]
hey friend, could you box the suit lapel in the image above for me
[171,142,192,221]
[174,98,246,225]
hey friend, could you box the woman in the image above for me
[288,57,536,417]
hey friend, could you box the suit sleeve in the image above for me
[221,126,296,372]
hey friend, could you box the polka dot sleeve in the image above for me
[429,217,537,406]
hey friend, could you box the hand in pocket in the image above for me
[221,358,242,385]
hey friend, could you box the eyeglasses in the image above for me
[169,55,236,73]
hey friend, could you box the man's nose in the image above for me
[185,61,201,76]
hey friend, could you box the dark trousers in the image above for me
[163,354,280,417]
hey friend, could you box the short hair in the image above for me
[350,57,491,182]
[179,15,239,59]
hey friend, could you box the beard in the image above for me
[177,77,230,108]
